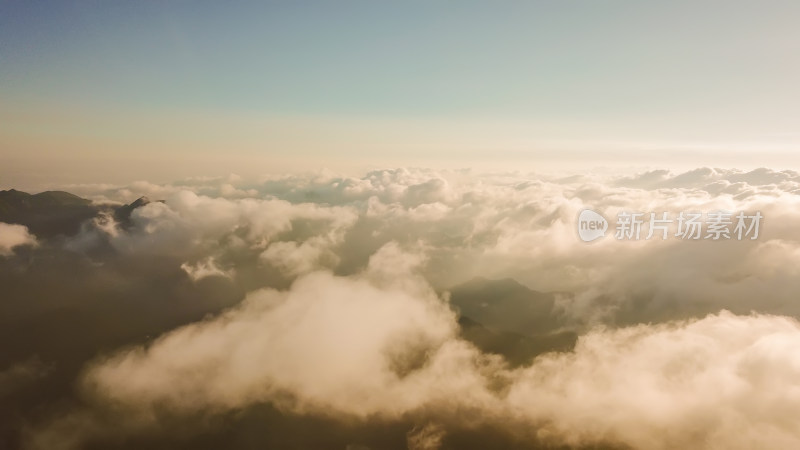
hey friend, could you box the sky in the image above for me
[2,1,800,186]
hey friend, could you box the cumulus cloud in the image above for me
[81,262,465,420]
[28,288,800,450]
[505,311,800,449]
[11,166,800,449]
[0,222,37,256]
[27,250,489,448]
[52,166,800,329]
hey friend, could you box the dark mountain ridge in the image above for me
[0,189,98,237]
[0,190,156,238]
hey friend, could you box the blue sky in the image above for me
[2,1,800,185]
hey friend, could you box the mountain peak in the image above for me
[114,196,162,228]
[130,196,151,208]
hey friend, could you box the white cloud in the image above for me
[32,286,800,450]
[60,167,800,323]
[80,263,467,420]
[26,166,800,449]
[180,257,232,282]
[0,222,37,256]
[506,311,800,450]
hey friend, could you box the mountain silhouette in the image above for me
[0,190,162,238]
[449,276,565,336]
[0,189,98,238]
[114,196,161,229]
[458,316,576,367]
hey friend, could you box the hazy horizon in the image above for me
[4,1,800,186]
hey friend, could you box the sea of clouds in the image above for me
[4,167,800,449]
